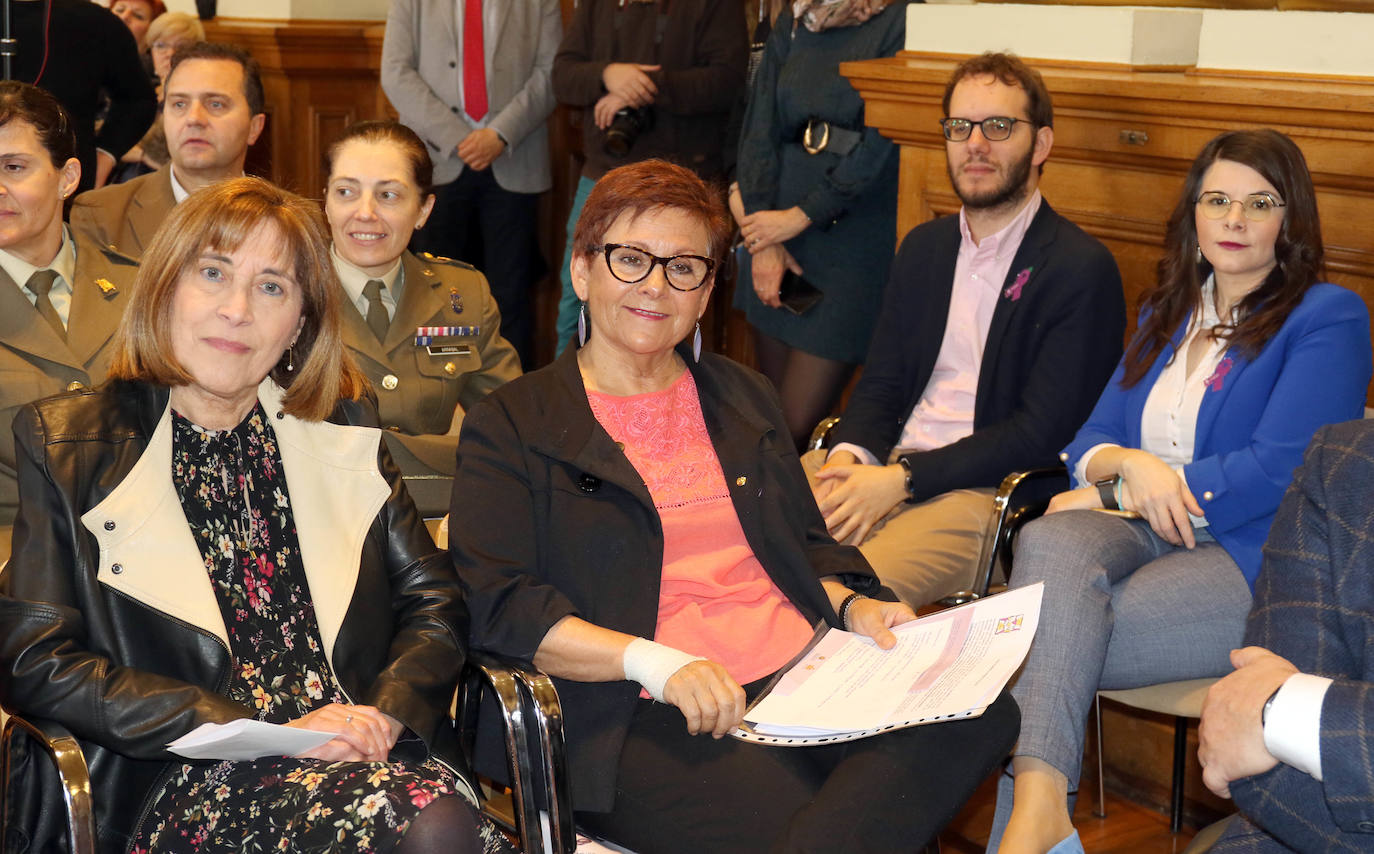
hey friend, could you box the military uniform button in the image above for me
[382,374,399,390]
[443,362,457,376]
[66,381,84,391]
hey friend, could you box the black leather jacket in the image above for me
[0,380,470,853]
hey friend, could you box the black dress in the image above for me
[127,405,512,854]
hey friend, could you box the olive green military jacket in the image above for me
[339,250,521,514]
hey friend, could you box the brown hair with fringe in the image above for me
[1121,129,1323,388]
[108,176,367,421]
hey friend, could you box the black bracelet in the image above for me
[897,456,913,501]
[837,592,866,631]
[1095,476,1120,511]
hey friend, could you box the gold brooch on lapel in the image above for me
[95,278,118,296]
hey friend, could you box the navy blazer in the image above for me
[1063,283,1371,588]
[830,200,1125,502]
[1213,420,1374,851]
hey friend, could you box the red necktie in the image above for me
[462,0,488,121]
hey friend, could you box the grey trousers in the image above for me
[1006,510,1252,786]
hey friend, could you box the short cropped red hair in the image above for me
[571,159,732,270]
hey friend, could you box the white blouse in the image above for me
[1078,276,1233,526]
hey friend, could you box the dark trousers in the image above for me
[410,167,544,369]
[576,688,1019,854]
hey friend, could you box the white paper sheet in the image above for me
[167,719,336,761]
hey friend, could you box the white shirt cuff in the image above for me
[829,442,879,467]
[1074,443,1118,488]
[1263,672,1332,781]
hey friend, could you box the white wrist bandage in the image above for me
[622,638,704,703]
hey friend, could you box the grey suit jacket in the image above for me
[68,167,177,258]
[0,231,139,556]
[381,0,560,193]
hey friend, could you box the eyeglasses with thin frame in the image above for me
[939,116,1030,142]
[1195,191,1287,222]
[597,244,715,292]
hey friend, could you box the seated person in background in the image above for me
[992,129,1373,854]
[0,177,513,854]
[324,120,521,516]
[1199,419,1374,853]
[111,11,207,183]
[808,52,1125,607]
[0,82,139,561]
[449,159,1019,854]
[71,42,265,257]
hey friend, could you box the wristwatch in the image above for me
[1095,476,1121,511]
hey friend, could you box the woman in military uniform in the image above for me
[0,82,140,559]
[324,120,521,515]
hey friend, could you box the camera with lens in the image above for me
[603,106,655,158]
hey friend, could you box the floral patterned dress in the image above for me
[129,405,512,854]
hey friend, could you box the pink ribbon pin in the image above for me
[1204,356,1234,392]
[1004,267,1033,301]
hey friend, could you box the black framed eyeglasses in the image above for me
[939,116,1029,142]
[597,244,715,292]
[1195,191,1286,222]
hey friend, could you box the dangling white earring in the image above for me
[692,322,702,363]
[577,303,588,347]
[1196,245,1204,264]
[286,346,295,372]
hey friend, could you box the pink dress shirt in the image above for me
[834,191,1043,465]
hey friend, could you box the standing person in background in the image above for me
[111,0,166,59]
[733,0,909,451]
[382,0,560,370]
[10,0,156,191]
[550,0,747,354]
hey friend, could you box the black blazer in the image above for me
[830,201,1126,501]
[449,346,880,811]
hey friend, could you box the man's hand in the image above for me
[740,207,810,252]
[750,244,802,309]
[662,660,746,738]
[601,63,660,107]
[457,128,506,171]
[1199,646,1299,798]
[593,92,631,130]
[814,462,907,545]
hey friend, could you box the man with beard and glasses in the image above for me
[803,52,1126,608]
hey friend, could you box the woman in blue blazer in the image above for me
[991,130,1372,854]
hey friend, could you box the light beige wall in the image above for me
[907,3,1374,76]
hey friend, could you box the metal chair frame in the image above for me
[458,652,574,854]
[0,713,97,854]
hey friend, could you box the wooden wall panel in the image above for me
[844,54,1374,401]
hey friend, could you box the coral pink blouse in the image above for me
[586,369,815,689]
